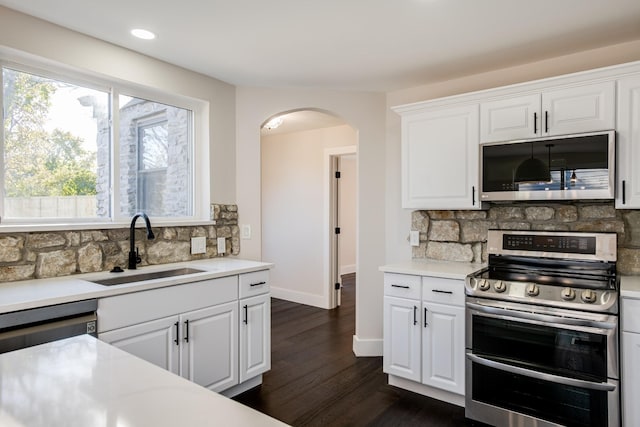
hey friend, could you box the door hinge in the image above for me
[335,282,341,290]
[335,227,341,234]
[335,171,341,179]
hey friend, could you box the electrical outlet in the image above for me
[217,237,226,254]
[191,236,206,254]
[410,231,420,247]
[241,224,251,239]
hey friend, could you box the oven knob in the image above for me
[581,290,597,304]
[478,279,491,291]
[494,281,507,293]
[526,284,539,297]
[561,288,576,301]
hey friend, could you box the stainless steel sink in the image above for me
[91,267,205,286]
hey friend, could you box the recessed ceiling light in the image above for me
[131,28,156,40]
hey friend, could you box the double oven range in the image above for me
[465,230,619,427]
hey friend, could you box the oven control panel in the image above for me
[503,234,596,254]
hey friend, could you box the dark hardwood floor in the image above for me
[234,273,467,426]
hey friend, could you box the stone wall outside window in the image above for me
[0,204,239,283]
[411,201,640,275]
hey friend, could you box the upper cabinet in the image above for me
[616,75,640,208]
[480,81,616,143]
[399,104,480,210]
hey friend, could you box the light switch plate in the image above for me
[217,237,226,254]
[191,236,206,254]
[409,231,420,247]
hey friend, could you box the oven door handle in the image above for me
[466,301,617,330]
[466,353,616,392]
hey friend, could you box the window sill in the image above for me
[0,219,217,233]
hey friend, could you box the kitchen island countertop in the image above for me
[0,335,288,427]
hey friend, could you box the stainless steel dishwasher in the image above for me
[0,299,97,354]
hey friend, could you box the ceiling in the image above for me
[1,0,640,93]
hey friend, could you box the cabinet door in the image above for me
[99,315,180,375]
[623,332,640,427]
[542,81,615,136]
[180,301,239,392]
[422,302,465,395]
[480,94,540,142]
[383,296,421,382]
[239,294,271,383]
[616,76,640,208]
[401,104,480,209]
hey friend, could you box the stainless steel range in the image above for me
[465,230,619,427]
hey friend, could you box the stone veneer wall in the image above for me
[411,201,640,275]
[0,204,239,283]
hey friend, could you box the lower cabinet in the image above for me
[622,295,640,427]
[383,273,465,403]
[98,270,270,395]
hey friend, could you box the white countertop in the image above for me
[0,335,288,427]
[0,258,273,314]
[621,275,640,299]
[379,259,485,280]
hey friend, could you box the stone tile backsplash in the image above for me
[412,201,640,275]
[0,204,239,283]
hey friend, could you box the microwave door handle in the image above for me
[466,353,616,392]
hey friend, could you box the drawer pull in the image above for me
[250,281,267,287]
[391,284,410,289]
[432,289,453,295]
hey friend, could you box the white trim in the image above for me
[323,145,357,310]
[340,264,356,276]
[270,286,330,309]
[0,219,216,233]
[388,375,465,407]
[352,334,383,356]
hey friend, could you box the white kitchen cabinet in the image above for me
[240,293,271,382]
[622,296,640,427]
[383,273,466,403]
[397,104,480,210]
[480,81,615,142]
[616,75,640,208]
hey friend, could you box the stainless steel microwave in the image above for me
[480,130,615,201]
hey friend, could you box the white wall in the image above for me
[0,6,236,205]
[236,86,386,356]
[261,125,356,307]
[339,154,357,276]
[384,39,640,266]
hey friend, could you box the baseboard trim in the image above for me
[220,375,262,398]
[388,375,465,407]
[270,286,329,309]
[352,334,383,356]
[340,264,356,276]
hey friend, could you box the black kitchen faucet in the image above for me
[128,212,155,269]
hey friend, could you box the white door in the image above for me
[239,294,271,382]
[401,104,480,209]
[480,94,540,142]
[181,301,239,392]
[616,75,640,208]
[422,302,465,395]
[542,81,615,136]
[99,315,180,375]
[623,332,640,427]
[383,296,421,382]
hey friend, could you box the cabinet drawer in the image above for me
[422,276,465,306]
[384,273,421,299]
[239,270,270,299]
[623,297,640,333]
[98,276,238,333]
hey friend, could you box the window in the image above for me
[1,63,200,225]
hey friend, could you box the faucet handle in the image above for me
[135,247,142,265]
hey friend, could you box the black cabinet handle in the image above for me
[623,180,626,205]
[424,307,428,328]
[391,284,410,289]
[432,289,453,295]
[534,112,537,134]
[174,321,180,346]
[243,305,248,324]
[184,319,190,343]
[250,281,266,287]
[545,111,549,133]
[472,186,475,205]
[413,306,418,326]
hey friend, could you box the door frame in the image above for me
[323,145,357,309]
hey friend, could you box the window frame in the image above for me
[0,57,209,229]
